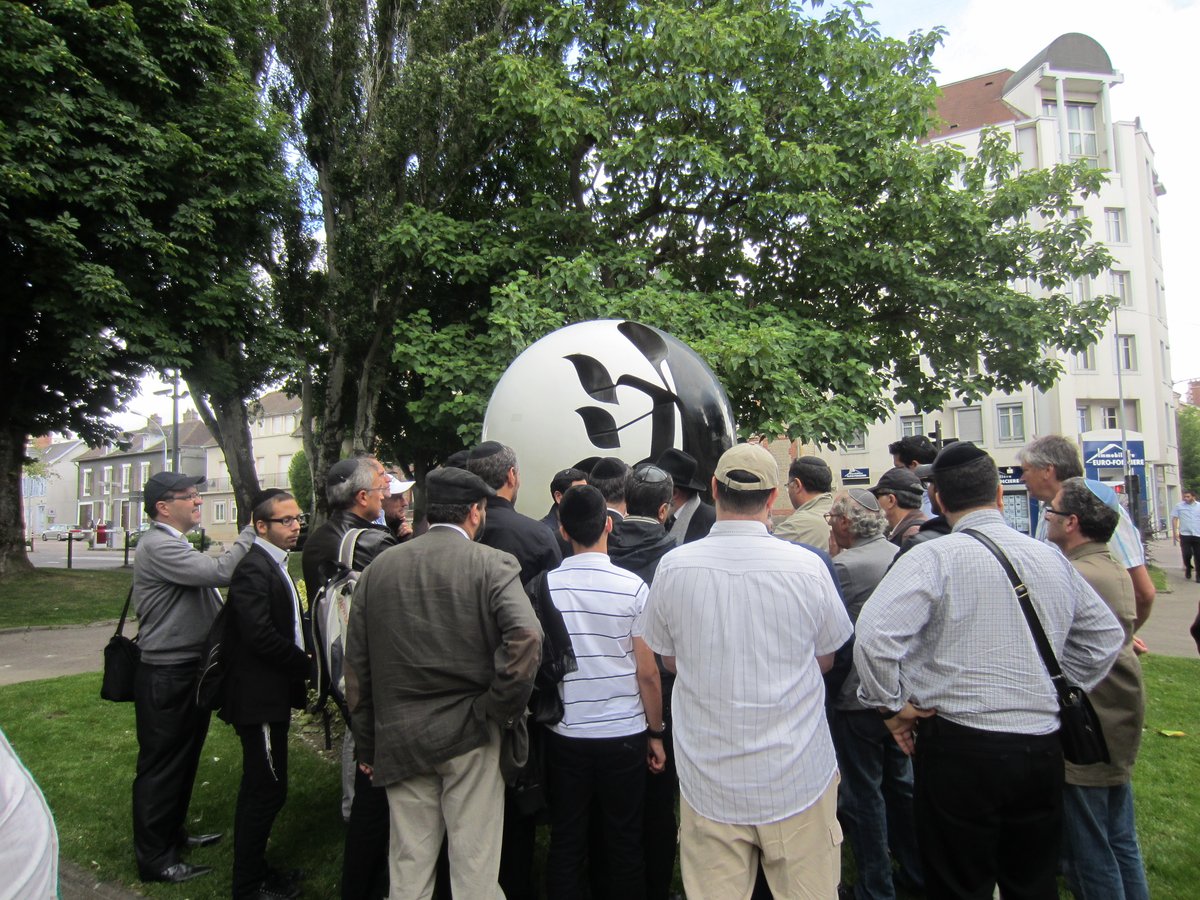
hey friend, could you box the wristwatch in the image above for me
[646,723,667,739]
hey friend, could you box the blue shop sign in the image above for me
[841,467,871,484]
[998,465,1024,487]
[1082,441,1145,468]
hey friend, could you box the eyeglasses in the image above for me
[164,491,200,502]
[632,465,670,485]
[823,512,841,522]
[1043,506,1072,518]
[264,515,307,527]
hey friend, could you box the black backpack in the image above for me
[195,599,236,712]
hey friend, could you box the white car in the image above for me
[40,524,90,541]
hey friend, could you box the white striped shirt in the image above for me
[547,553,649,739]
[855,509,1123,734]
[639,521,852,825]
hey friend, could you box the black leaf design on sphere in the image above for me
[574,406,621,449]
[565,354,618,404]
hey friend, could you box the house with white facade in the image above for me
[803,33,1177,535]
[200,391,304,539]
[22,436,88,537]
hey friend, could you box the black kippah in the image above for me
[931,441,987,474]
[468,441,505,461]
[251,488,288,509]
[590,456,629,480]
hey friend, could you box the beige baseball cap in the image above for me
[713,444,779,491]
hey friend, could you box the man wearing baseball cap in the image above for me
[345,467,542,897]
[868,467,928,548]
[131,471,256,884]
[639,444,852,898]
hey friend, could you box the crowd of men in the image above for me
[126,430,1158,900]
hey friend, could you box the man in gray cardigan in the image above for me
[132,471,255,884]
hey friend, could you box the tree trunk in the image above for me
[191,390,260,530]
[0,426,34,577]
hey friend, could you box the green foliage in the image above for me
[288,449,314,515]
[1177,406,1200,491]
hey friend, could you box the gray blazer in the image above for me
[132,523,255,664]
[832,533,898,710]
[345,526,543,786]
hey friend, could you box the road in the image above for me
[26,535,136,570]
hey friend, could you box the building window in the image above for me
[120,464,131,492]
[1100,406,1119,429]
[955,407,984,443]
[997,404,1025,443]
[1073,344,1097,372]
[1065,103,1099,166]
[1161,340,1170,373]
[1109,270,1132,307]
[102,465,112,494]
[900,416,923,438]
[139,462,150,489]
[82,469,93,495]
[1105,208,1127,243]
[279,454,293,475]
[1077,405,1092,434]
[231,502,238,525]
[213,501,227,523]
[1069,277,1090,304]
[843,431,867,452]
[1116,334,1137,371]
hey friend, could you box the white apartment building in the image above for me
[807,33,1178,535]
[200,391,303,539]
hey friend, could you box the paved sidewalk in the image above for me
[1139,543,1199,658]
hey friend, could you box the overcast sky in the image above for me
[864,0,1197,384]
[115,0,1197,429]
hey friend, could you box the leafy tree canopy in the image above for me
[1178,405,1200,492]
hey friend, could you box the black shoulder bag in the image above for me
[964,528,1110,765]
[100,588,140,702]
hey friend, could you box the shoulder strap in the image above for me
[336,528,367,571]
[115,586,135,639]
[962,528,1071,703]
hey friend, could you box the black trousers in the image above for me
[545,730,647,900]
[643,720,677,900]
[1180,535,1200,576]
[133,661,211,876]
[342,764,390,900]
[913,716,1063,900]
[233,721,290,898]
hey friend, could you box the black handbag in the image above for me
[964,529,1110,765]
[100,588,140,702]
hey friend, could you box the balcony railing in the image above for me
[202,472,291,493]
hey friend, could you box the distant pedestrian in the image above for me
[1171,489,1200,581]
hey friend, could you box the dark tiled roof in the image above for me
[254,390,302,417]
[1004,33,1115,94]
[928,70,1020,141]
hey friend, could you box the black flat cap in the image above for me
[869,466,924,498]
[427,467,496,505]
[444,449,470,469]
[144,471,205,507]
[931,441,988,474]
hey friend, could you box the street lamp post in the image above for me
[154,370,189,473]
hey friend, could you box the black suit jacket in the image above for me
[683,500,716,543]
[220,543,310,725]
[478,496,562,587]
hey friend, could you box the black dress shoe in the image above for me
[244,880,301,900]
[184,831,223,849]
[141,862,214,883]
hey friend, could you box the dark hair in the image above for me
[589,461,630,504]
[625,467,674,518]
[550,467,587,499]
[714,480,773,514]
[466,444,518,490]
[558,485,608,546]
[787,456,832,493]
[426,501,477,526]
[1058,478,1119,543]
[888,435,937,466]
[252,491,294,524]
[931,454,998,513]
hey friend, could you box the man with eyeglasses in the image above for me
[131,471,257,884]
[774,455,834,549]
[219,489,310,900]
[300,456,397,900]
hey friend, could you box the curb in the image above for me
[0,621,119,636]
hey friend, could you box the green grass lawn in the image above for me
[0,568,133,629]
[0,657,1196,898]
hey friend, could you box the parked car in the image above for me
[40,524,91,542]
